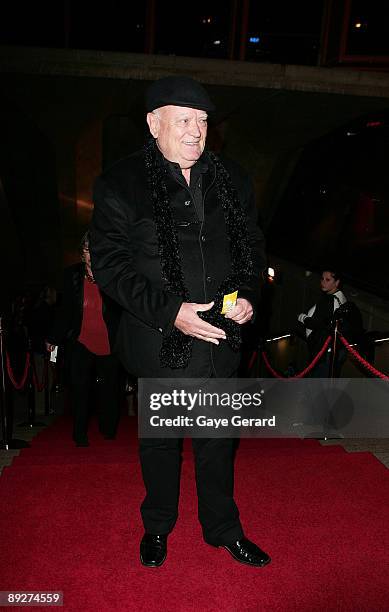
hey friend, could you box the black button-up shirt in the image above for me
[167,157,209,222]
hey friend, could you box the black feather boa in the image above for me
[144,138,253,369]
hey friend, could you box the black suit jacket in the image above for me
[90,147,266,377]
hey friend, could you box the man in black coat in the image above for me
[90,76,269,567]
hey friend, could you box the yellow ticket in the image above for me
[221,291,238,314]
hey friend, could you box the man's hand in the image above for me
[174,301,226,345]
[224,298,253,325]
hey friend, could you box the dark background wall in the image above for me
[1,50,389,339]
[1,71,388,266]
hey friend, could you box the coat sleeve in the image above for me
[303,295,334,331]
[236,173,267,311]
[89,175,183,335]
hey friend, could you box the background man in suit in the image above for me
[46,232,121,446]
[90,76,270,567]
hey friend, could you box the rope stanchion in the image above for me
[0,316,10,449]
[6,351,31,390]
[261,336,332,379]
[0,317,29,449]
[258,330,389,381]
[339,334,389,380]
[15,347,46,428]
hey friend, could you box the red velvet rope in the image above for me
[248,350,258,371]
[6,351,31,390]
[339,334,389,380]
[31,355,49,391]
[261,336,332,379]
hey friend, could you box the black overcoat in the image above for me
[90,147,266,378]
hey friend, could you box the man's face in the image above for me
[147,105,208,169]
[320,271,339,294]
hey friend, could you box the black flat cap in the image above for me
[146,76,215,113]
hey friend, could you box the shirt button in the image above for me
[184,200,191,206]
[201,235,206,242]
[206,276,212,283]
[158,327,163,333]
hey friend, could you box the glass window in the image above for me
[347,0,389,56]
[246,0,323,65]
[154,0,232,59]
[69,1,146,53]
[267,114,389,297]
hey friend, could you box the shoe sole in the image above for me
[140,551,167,568]
[218,545,271,568]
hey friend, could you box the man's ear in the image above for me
[147,112,159,138]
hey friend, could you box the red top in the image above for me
[78,278,110,355]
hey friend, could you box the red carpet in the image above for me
[1,416,389,611]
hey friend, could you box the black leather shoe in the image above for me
[213,537,271,567]
[140,533,167,567]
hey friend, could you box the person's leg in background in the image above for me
[69,341,94,446]
[96,354,121,439]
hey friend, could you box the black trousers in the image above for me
[139,435,243,545]
[69,341,120,442]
